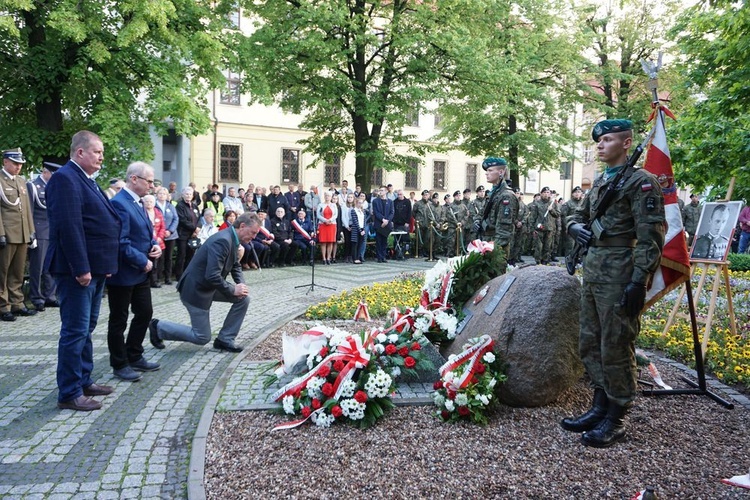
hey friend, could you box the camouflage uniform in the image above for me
[568,166,665,406]
[683,200,701,247]
[560,197,584,257]
[412,199,431,256]
[527,197,559,264]
[444,200,469,256]
[475,181,518,272]
[509,198,528,263]
[467,196,486,241]
[426,200,444,256]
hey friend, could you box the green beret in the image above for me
[482,157,507,171]
[592,119,633,142]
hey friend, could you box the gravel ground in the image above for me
[205,320,750,499]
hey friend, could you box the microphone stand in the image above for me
[295,208,335,295]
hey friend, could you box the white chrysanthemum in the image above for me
[444,400,455,412]
[339,379,357,398]
[376,333,387,343]
[433,393,446,406]
[387,334,399,344]
[314,412,335,428]
[414,315,432,333]
[340,398,366,420]
[422,260,452,301]
[364,369,392,398]
[306,377,324,399]
[434,310,458,339]
[374,344,385,354]
[282,395,295,415]
[483,352,496,363]
[455,393,469,406]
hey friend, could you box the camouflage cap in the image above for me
[591,119,633,142]
[481,157,508,171]
[572,186,583,194]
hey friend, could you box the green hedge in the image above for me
[728,253,750,271]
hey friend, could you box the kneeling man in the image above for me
[149,213,260,352]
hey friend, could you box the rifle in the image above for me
[565,138,647,275]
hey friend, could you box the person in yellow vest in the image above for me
[0,148,37,321]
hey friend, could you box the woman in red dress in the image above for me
[316,191,338,264]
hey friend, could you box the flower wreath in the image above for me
[270,323,433,429]
[432,335,507,425]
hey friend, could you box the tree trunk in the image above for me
[508,115,519,189]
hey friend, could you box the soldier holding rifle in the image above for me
[560,119,665,448]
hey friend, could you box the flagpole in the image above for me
[638,56,733,409]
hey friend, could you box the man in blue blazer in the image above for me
[149,212,260,352]
[106,162,163,382]
[45,131,121,411]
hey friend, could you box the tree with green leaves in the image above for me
[236,0,591,192]
[669,0,750,201]
[0,0,232,177]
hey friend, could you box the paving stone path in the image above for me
[0,259,433,499]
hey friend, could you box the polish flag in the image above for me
[643,104,690,308]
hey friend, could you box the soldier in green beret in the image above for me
[560,119,665,448]
[473,157,517,273]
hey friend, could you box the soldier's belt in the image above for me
[590,237,637,248]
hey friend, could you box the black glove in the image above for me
[620,282,646,318]
[472,221,481,234]
[0,235,6,248]
[568,223,592,247]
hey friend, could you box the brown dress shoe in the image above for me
[83,383,114,396]
[57,395,102,411]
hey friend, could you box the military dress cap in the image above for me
[591,119,633,142]
[421,189,430,195]
[540,186,551,193]
[431,192,439,199]
[3,148,26,163]
[572,186,582,194]
[43,161,63,172]
[444,194,451,200]
[476,185,485,192]
[481,157,508,171]
[512,187,520,194]
[463,188,472,194]
[453,190,461,197]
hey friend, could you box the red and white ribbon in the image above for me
[439,335,495,390]
[466,239,495,254]
[292,219,313,241]
[259,225,274,240]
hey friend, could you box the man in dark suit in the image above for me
[149,212,260,353]
[253,187,268,213]
[45,130,121,411]
[371,185,394,263]
[106,162,163,382]
[27,161,62,312]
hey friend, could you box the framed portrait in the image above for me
[689,201,743,262]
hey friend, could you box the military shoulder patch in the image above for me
[641,182,653,192]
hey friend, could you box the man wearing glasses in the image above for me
[106,162,162,382]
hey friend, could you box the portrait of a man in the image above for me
[690,201,742,262]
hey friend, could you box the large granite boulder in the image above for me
[442,265,583,407]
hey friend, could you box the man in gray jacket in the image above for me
[149,212,260,353]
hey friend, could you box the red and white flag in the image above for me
[643,104,690,308]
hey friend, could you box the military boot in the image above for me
[581,402,629,448]
[560,388,608,432]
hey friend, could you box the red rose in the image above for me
[433,380,443,390]
[311,398,321,410]
[398,346,410,357]
[404,356,416,369]
[321,382,334,397]
[318,364,331,378]
[458,406,470,417]
[440,410,451,420]
[447,389,456,400]
[331,405,343,418]
[411,342,421,351]
[385,344,398,356]
[301,406,311,418]
[476,362,486,374]
[333,360,345,372]
[319,346,329,357]
[471,376,479,385]
[354,390,368,403]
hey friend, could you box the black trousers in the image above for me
[107,278,152,370]
[159,238,176,282]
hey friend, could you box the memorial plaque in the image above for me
[483,275,516,315]
[455,309,473,335]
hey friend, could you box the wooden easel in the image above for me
[661,177,739,360]
[662,261,738,360]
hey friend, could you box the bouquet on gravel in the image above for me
[432,335,506,425]
[269,323,432,429]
